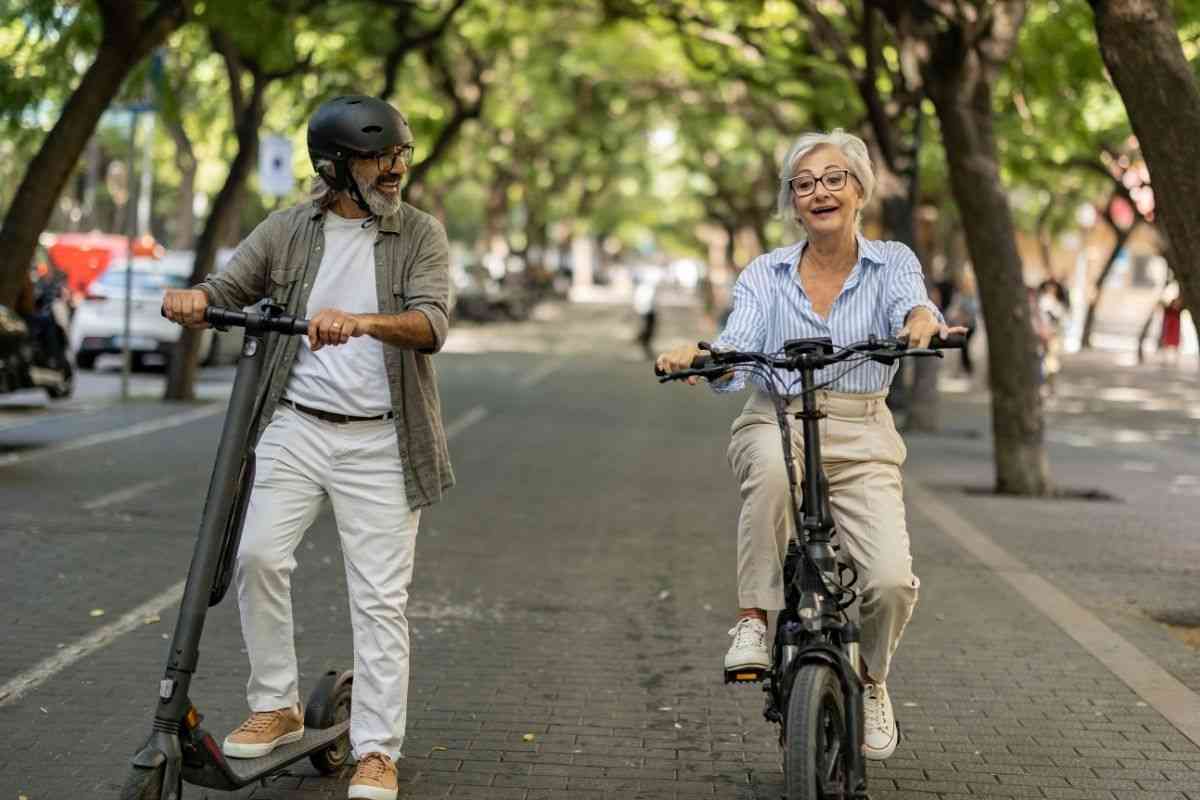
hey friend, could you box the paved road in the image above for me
[2,301,1199,799]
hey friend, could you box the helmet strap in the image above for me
[332,158,375,216]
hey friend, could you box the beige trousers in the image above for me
[727,390,919,683]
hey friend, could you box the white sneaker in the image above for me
[862,682,898,760]
[724,617,769,671]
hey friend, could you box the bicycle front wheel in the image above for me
[783,663,850,800]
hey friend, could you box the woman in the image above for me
[657,129,963,761]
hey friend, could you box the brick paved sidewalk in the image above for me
[3,317,1198,799]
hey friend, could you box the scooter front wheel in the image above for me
[118,764,167,800]
[783,664,850,800]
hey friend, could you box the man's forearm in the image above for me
[358,311,437,350]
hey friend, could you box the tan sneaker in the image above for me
[349,752,398,800]
[221,704,304,758]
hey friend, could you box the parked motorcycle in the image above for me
[0,271,74,399]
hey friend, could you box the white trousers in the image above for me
[727,390,919,684]
[235,405,420,760]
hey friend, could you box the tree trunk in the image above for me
[925,32,1048,495]
[163,87,265,401]
[0,0,186,309]
[1080,219,1137,349]
[166,117,197,249]
[1090,0,1200,347]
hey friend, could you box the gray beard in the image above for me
[353,174,403,217]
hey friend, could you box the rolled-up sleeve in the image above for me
[884,243,943,335]
[406,218,451,354]
[196,214,274,309]
[711,268,768,394]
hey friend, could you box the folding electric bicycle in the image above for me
[658,333,961,800]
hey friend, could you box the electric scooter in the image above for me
[120,303,353,800]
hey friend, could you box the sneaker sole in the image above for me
[863,720,901,761]
[222,727,305,759]
[348,784,398,800]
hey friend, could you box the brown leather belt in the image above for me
[281,398,394,424]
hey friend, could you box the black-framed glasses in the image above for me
[789,169,853,197]
[372,144,415,172]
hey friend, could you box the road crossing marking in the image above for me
[0,406,223,469]
[0,582,186,708]
[908,480,1200,749]
[82,477,175,510]
[517,358,566,388]
[0,404,493,707]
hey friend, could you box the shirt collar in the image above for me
[311,201,405,233]
[772,234,884,270]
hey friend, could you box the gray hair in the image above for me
[309,158,339,210]
[776,129,875,231]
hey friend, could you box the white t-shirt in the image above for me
[284,213,392,416]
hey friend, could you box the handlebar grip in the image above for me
[654,354,711,377]
[929,334,966,350]
[205,307,248,327]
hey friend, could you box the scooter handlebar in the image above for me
[204,306,310,335]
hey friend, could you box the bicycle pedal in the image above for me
[724,666,767,684]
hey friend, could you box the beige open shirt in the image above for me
[196,200,454,509]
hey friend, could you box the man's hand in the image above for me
[308,308,370,351]
[900,306,967,349]
[162,289,210,328]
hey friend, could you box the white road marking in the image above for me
[443,405,489,439]
[517,359,566,389]
[82,477,175,510]
[0,406,223,469]
[0,402,493,706]
[908,480,1200,749]
[0,582,185,708]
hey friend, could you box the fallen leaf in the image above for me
[431,745,448,752]
[522,733,536,742]
[90,609,105,617]
[143,615,161,625]
[657,590,671,601]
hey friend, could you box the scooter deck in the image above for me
[183,721,349,788]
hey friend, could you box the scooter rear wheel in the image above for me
[306,671,354,775]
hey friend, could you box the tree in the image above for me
[875,0,1049,495]
[1088,0,1200,357]
[0,0,189,311]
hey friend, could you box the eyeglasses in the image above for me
[371,145,415,172]
[789,169,853,197]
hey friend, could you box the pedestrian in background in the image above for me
[163,95,452,800]
[632,267,659,360]
[1038,279,1069,396]
[945,271,979,376]
[1159,294,1184,366]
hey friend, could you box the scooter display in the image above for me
[120,303,353,800]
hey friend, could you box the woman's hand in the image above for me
[655,344,705,386]
[900,307,967,349]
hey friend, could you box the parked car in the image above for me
[68,252,241,370]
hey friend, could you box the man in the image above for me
[163,95,453,800]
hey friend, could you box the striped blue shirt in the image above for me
[713,235,942,395]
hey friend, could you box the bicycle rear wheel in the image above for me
[784,663,850,800]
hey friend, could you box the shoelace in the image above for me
[357,752,393,781]
[864,684,891,730]
[728,618,765,649]
[235,709,289,734]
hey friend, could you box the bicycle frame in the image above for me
[763,337,868,798]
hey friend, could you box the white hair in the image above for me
[776,128,876,231]
[309,158,338,210]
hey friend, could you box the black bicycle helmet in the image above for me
[307,95,414,212]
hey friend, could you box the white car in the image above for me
[69,256,234,370]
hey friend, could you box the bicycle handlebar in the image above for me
[655,334,966,382]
